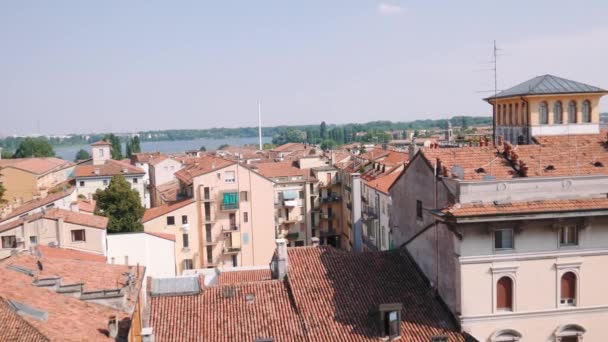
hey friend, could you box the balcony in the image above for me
[322,196,341,204]
[363,207,378,219]
[221,203,239,211]
[222,225,239,232]
[284,199,299,207]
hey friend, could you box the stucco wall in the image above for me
[0,168,38,203]
[106,232,176,277]
[76,175,145,204]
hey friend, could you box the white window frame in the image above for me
[491,263,518,313]
[558,225,578,248]
[224,170,236,183]
[555,260,581,309]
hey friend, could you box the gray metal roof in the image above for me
[485,74,606,100]
[151,277,201,297]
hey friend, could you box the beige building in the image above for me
[142,156,276,274]
[0,157,74,204]
[390,76,608,342]
[485,74,607,144]
[74,141,146,204]
[0,207,107,255]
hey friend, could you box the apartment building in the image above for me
[142,156,276,274]
[310,166,342,247]
[130,152,165,208]
[0,207,108,255]
[389,75,608,341]
[147,155,183,207]
[74,141,146,204]
[0,157,74,204]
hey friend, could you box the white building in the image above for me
[106,231,176,277]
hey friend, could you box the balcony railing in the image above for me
[322,196,342,203]
[221,203,239,211]
[223,247,241,254]
[363,207,378,219]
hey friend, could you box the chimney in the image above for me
[108,316,118,338]
[351,173,363,253]
[311,237,320,247]
[141,327,155,342]
[273,239,288,280]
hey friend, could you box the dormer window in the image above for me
[378,303,402,340]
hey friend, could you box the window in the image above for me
[232,255,238,267]
[539,101,549,124]
[494,229,514,250]
[582,100,591,123]
[206,246,213,263]
[103,179,108,186]
[240,191,248,201]
[45,203,55,209]
[560,272,577,306]
[222,192,239,210]
[1,236,17,248]
[559,226,578,246]
[508,104,513,125]
[568,101,577,123]
[205,224,212,241]
[182,215,188,224]
[382,309,401,339]
[133,178,138,184]
[416,200,423,220]
[490,329,522,342]
[100,149,104,157]
[79,181,85,187]
[183,259,193,270]
[514,103,519,125]
[71,230,86,242]
[166,216,175,226]
[554,101,563,124]
[496,276,513,311]
[244,212,249,223]
[496,105,502,124]
[29,236,38,245]
[182,233,189,249]
[225,170,236,183]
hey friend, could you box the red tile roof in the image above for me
[142,199,194,223]
[0,250,144,341]
[173,156,235,185]
[420,146,516,180]
[272,142,308,153]
[77,198,96,213]
[74,159,145,178]
[365,167,404,194]
[218,269,272,285]
[90,140,111,146]
[0,297,49,342]
[253,161,307,178]
[0,157,73,176]
[442,197,608,218]
[155,180,180,203]
[1,187,75,222]
[43,208,108,229]
[146,231,176,242]
[149,280,306,342]
[286,247,465,341]
[130,152,163,164]
[36,245,106,262]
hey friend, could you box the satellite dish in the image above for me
[451,165,464,179]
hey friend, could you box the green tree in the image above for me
[0,168,6,205]
[262,143,276,150]
[320,121,327,140]
[271,127,304,145]
[74,149,91,161]
[218,144,229,150]
[13,137,55,158]
[1,149,13,159]
[199,145,207,151]
[103,134,123,160]
[93,175,144,233]
[320,139,337,151]
[125,140,132,158]
[131,136,141,154]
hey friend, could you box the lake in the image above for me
[55,136,272,161]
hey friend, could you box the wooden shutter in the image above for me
[561,272,576,300]
[497,277,512,310]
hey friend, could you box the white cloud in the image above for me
[378,2,404,16]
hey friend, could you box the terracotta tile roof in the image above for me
[149,246,467,341]
[442,197,608,218]
[272,142,308,153]
[365,167,404,194]
[149,280,306,342]
[420,146,517,180]
[381,150,409,166]
[142,199,194,223]
[358,148,390,162]
[145,231,176,241]
[42,208,108,229]
[130,152,163,164]
[173,156,235,185]
[286,247,465,341]
[147,155,169,166]
[77,198,96,213]
[36,245,106,262]
[253,161,307,178]
[0,250,144,341]
[0,157,73,176]
[0,297,49,342]
[217,269,272,285]
[90,140,111,146]
[74,159,145,178]
[331,151,352,164]
[1,187,75,222]
[155,180,180,203]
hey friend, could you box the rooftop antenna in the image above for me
[258,101,263,151]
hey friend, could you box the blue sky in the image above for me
[2,1,608,135]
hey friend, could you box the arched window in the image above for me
[554,324,586,342]
[497,276,513,311]
[539,102,549,124]
[582,100,591,123]
[554,101,563,124]
[568,101,577,123]
[560,272,577,306]
[491,329,522,342]
[502,105,507,126]
[508,104,513,125]
[521,102,527,125]
[497,104,502,125]
[514,103,519,125]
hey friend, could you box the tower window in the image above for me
[582,100,591,123]
[539,102,549,124]
[496,276,513,311]
[568,101,577,123]
[554,101,563,124]
[560,272,577,306]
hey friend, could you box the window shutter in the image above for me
[561,272,576,300]
[497,277,512,310]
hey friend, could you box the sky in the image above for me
[2,0,608,135]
